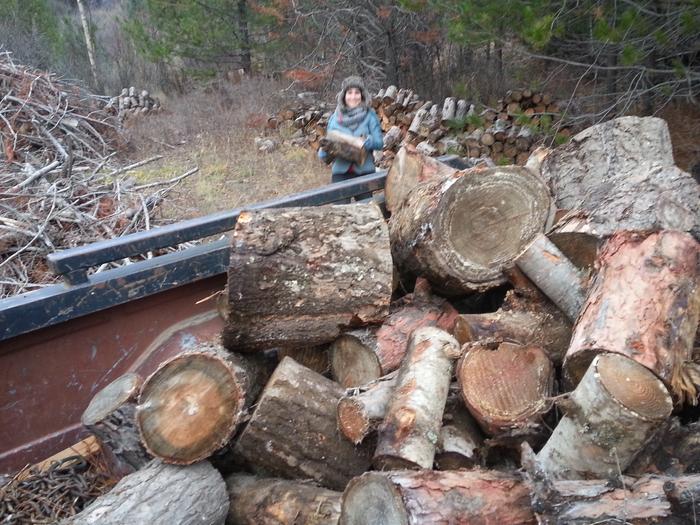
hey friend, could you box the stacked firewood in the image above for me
[64,116,699,524]
[271,85,573,167]
[107,86,162,119]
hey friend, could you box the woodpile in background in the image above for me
[107,86,162,120]
[268,85,574,168]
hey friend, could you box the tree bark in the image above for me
[75,0,100,91]
[136,343,264,464]
[564,230,700,403]
[537,353,673,480]
[81,372,149,473]
[540,116,700,239]
[222,204,392,352]
[457,341,553,437]
[389,166,554,295]
[435,384,483,470]
[65,460,228,525]
[320,131,367,165]
[627,419,700,476]
[337,371,398,445]
[340,470,535,525]
[234,357,373,491]
[225,474,341,525]
[374,327,460,470]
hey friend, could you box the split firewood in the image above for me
[564,230,700,402]
[66,460,228,525]
[537,353,673,480]
[514,233,587,321]
[374,327,460,470]
[319,130,366,165]
[390,166,554,295]
[136,344,266,464]
[337,371,398,445]
[382,125,402,150]
[234,357,373,490]
[457,341,554,438]
[408,101,431,135]
[435,384,483,470]
[340,470,534,525]
[222,204,392,352]
[225,474,341,525]
[81,373,150,474]
[540,116,700,239]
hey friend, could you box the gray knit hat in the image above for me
[336,76,371,109]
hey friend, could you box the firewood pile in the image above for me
[0,53,198,298]
[269,85,573,169]
[51,116,699,524]
[107,86,162,120]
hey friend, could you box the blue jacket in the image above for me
[318,108,383,175]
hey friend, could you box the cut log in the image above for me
[540,116,700,239]
[382,85,398,104]
[440,97,456,125]
[340,470,535,525]
[383,146,458,212]
[390,166,554,295]
[480,130,495,146]
[435,384,483,470]
[337,371,398,445]
[374,327,460,470]
[222,204,392,352]
[457,341,553,437]
[514,233,587,321]
[136,344,265,464]
[454,307,572,366]
[225,474,341,525]
[319,130,366,165]
[564,230,700,402]
[383,125,402,150]
[234,357,373,490]
[537,353,673,480]
[81,372,150,473]
[277,346,330,376]
[66,460,228,525]
[408,101,431,134]
[454,99,468,120]
[330,327,381,387]
[546,213,604,270]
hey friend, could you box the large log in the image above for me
[374,327,460,470]
[81,372,150,473]
[389,166,554,295]
[340,470,535,525]
[564,230,700,402]
[319,130,366,165]
[136,344,264,464]
[66,460,228,525]
[234,357,373,490]
[222,204,392,352]
[384,146,457,212]
[337,371,398,445]
[540,116,700,239]
[457,341,553,437]
[537,353,673,480]
[225,474,341,525]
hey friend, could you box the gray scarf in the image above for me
[337,105,368,132]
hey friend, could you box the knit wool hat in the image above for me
[336,76,371,109]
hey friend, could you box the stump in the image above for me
[81,372,150,473]
[225,474,341,525]
[390,166,554,295]
[564,230,700,402]
[537,353,673,480]
[234,357,373,490]
[374,327,460,470]
[337,371,398,445]
[136,344,263,464]
[66,460,228,525]
[222,204,392,352]
[457,341,553,437]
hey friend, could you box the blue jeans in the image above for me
[331,171,373,204]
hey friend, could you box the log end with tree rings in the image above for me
[330,333,381,387]
[81,373,142,428]
[136,351,245,464]
[457,341,554,436]
[340,473,409,525]
[337,397,372,445]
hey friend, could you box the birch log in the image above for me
[337,372,398,445]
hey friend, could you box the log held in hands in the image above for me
[320,130,367,165]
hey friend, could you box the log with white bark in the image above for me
[81,372,150,473]
[457,341,554,437]
[390,166,554,295]
[546,213,604,270]
[440,97,456,125]
[407,101,431,135]
[136,343,264,464]
[435,384,483,470]
[337,371,398,445]
[374,327,460,470]
[540,116,700,239]
[383,125,402,150]
[234,357,373,490]
[225,474,341,525]
[537,353,673,480]
[319,130,366,165]
[564,230,700,402]
[65,460,228,525]
[222,204,392,352]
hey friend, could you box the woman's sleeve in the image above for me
[365,111,384,151]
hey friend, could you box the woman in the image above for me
[319,76,383,202]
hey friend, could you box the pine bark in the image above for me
[222,204,392,352]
